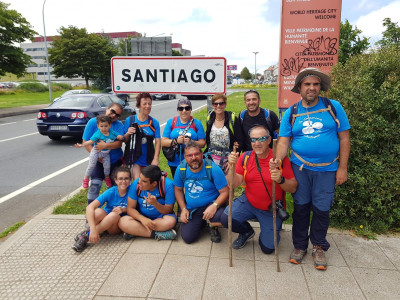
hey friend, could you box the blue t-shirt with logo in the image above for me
[173,160,227,209]
[279,97,351,171]
[128,177,175,220]
[82,117,124,163]
[162,118,206,167]
[90,129,120,152]
[124,115,161,166]
[97,186,130,214]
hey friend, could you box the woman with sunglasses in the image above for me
[205,94,239,174]
[161,98,206,177]
[123,92,161,180]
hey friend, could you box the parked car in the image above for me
[183,94,208,100]
[103,87,130,104]
[53,89,91,102]
[37,94,135,140]
[152,94,176,100]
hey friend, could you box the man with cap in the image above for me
[236,89,280,152]
[271,67,350,270]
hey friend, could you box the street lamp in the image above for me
[253,51,258,81]
[42,0,52,101]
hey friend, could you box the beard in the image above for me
[188,159,202,170]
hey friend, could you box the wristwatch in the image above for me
[213,202,220,208]
[278,176,285,184]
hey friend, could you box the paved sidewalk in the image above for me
[0,202,399,300]
[0,104,49,118]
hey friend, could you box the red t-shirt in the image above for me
[236,150,294,210]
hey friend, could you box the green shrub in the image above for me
[18,82,48,92]
[52,82,72,90]
[329,46,400,232]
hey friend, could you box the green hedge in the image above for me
[329,46,400,232]
[18,82,48,92]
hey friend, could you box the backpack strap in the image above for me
[136,173,166,200]
[292,150,339,171]
[138,115,155,133]
[242,151,252,182]
[179,158,213,183]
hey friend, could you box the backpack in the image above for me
[179,156,214,184]
[288,97,340,128]
[239,108,276,138]
[171,116,198,132]
[136,171,167,199]
[206,111,236,135]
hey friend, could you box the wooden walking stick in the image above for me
[228,145,237,267]
[272,139,281,272]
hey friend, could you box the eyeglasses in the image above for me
[244,89,260,98]
[178,106,191,111]
[250,136,269,143]
[110,109,121,118]
[185,152,202,158]
[212,102,226,107]
[117,177,130,181]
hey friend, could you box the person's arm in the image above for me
[196,139,206,148]
[126,196,156,232]
[202,186,229,220]
[226,152,244,188]
[336,130,350,185]
[145,192,174,214]
[174,186,189,223]
[75,139,95,148]
[95,140,122,151]
[270,168,297,193]
[274,136,291,164]
[86,200,101,244]
[151,138,161,166]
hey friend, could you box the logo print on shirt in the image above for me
[187,181,203,198]
[302,120,323,135]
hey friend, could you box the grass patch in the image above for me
[0,221,26,239]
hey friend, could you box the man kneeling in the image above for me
[119,165,177,240]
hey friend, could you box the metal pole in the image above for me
[42,0,52,101]
[253,52,258,81]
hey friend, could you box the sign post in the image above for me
[278,0,342,116]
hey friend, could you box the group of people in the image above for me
[72,67,350,271]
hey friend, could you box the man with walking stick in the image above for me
[272,68,350,270]
[221,125,297,254]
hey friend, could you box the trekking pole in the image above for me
[129,132,136,169]
[228,145,237,267]
[272,139,281,272]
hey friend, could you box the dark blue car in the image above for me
[36,93,135,140]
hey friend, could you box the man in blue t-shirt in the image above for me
[272,67,351,271]
[174,141,229,244]
[119,165,177,241]
[82,103,125,204]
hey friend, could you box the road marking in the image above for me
[0,132,39,143]
[0,118,36,126]
[0,157,89,204]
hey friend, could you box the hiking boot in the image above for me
[312,245,327,270]
[104,177,112,188]
[82,178,89,189]
[154,229,177,241]
[123,232,135,241]
[72,232,88,252]
[209,226,221,243]
[74,229,89,242]
[289,248,307,264]
[232,229,255,249]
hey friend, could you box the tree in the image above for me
[0,2,37,76]
[329,46,400,232]
[48,26,118,88]
[240,67,252,80]
[339,19,370,65]
[172,50,183,56]
[376,18,400,47]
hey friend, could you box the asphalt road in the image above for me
[0,98,208,232]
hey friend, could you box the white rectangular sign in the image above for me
[111,57,227,94]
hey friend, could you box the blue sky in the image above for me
[6,0,400,74]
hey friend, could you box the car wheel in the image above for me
[49,135,62,140]
[169,94,173,100]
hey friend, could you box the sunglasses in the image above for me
[212,102,226,107]
[178,106,191,111]
[244,89,260,98]
[250,136,269,143]
[110,108,121,118]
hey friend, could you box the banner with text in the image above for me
[111,57,226,94]
[278,0,341,110]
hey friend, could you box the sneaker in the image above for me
[154,229,177,241]
[72,232,88,252]
[123,232,135,241]
[74,229,89,242]
[209,226,221,243]
[289,248,307,264]
[104,177,112,188]
[232,229,255,249]
[312,245,327,270]
[82,178,89,189]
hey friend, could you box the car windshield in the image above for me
[50,96,95,108]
